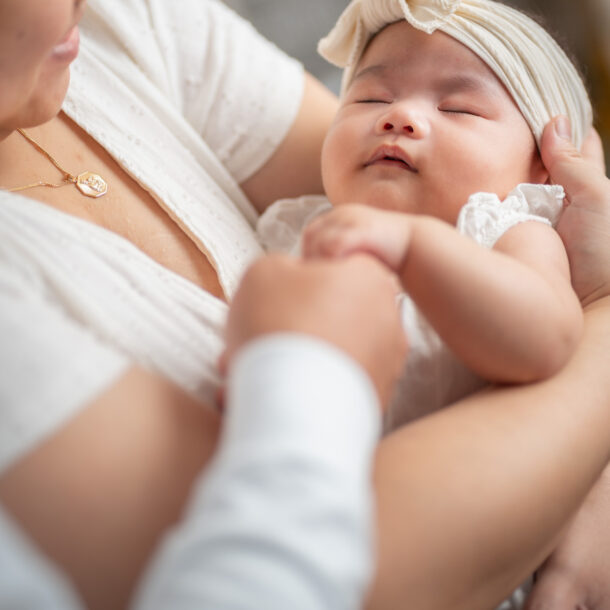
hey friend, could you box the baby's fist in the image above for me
[302,203,412,271]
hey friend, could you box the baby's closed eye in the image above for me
[356,98,391,104]
[438,105,482,117]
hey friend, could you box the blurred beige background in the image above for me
[225,0,610,168]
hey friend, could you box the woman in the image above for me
[1,1,610,609]
[0,1,336,607]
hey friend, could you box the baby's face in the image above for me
[321,21,548,224]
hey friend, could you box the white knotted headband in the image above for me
[318,0,592,149]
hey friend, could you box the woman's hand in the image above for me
[224,254,407,407]
[523,465,610,609]
[541,117,610,307]
[522,119,610,609]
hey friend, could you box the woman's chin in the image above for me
[24,69,71,127]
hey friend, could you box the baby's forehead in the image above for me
[351,21,507,96]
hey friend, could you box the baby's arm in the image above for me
[302,204,583,383]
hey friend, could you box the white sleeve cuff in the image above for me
[223,333,381,474]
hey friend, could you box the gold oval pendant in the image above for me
[76,172,108,198]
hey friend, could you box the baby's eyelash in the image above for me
[439,108,479,116]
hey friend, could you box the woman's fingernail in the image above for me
[555,116,572,141]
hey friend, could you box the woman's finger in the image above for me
[581,126,606,173]
[540,116,608,209]
[523,569,583,610]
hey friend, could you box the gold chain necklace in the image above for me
[2,129,108,198]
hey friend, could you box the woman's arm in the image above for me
[368,297,610,610]
[522,463,610,609]
[522,124,610,610]
[239,73,338,214]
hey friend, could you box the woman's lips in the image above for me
[51,25,80,62]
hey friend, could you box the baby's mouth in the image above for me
[365,145,418,173]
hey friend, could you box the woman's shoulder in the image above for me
[80,0,271,69]
[74,0,304,201]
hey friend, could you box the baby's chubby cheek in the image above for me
[320,141,343,203]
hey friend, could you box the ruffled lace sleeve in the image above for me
[456,183,565,248]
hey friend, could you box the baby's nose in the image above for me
[383,122,415,134]
[377,104,428,138]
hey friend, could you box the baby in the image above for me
[257,0,592,430]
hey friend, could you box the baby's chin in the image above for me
[331,191,460,224]
[330,184,413,211]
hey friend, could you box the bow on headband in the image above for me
[319,0,592,149]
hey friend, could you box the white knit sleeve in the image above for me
[81,0,304,185]
[150,0,305,184]
[133,334,380,610]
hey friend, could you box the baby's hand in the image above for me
[302,203,412,272]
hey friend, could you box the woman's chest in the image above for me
[9,115,225,299]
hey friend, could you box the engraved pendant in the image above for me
[76,171,108,198]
